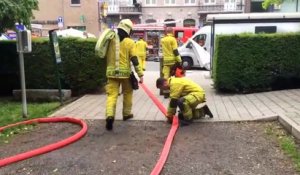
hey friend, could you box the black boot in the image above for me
[106,118,114,131]
[123,114,133,121]
[164,93,170,99]
[203,105,213,118]
[178,112,192,126]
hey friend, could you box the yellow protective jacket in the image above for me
[160,34,182,65]
[135,39,148,57]
[106,37,143,78]
[167,77,205,114]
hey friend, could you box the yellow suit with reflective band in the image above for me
[135,39,148,70]
[167,77,205,120]
[105,37,143,118]
[160,34,182,79]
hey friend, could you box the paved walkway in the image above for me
[51,69,300,138]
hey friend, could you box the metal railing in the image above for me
[108,5,142,14]
[198,4,244,13]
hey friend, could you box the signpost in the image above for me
[16,30,32,118]
[49,30,63,105]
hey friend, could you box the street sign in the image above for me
[58,16,64,23]
[16,24,25,31]
[49,29,63,105]
[58,16,64,28]
[50,31,62,64]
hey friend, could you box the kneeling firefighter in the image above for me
[104,19,144,130]
[156,77,213,125]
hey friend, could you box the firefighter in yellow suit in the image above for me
[160,27,182,97]
[156,77,213,125]
[105,19,144,130]
[135,37,148,71]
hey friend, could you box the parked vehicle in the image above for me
[132,26,198,61]
[178,12,300,70]
[172,27,198,45]
[0,34,10,40]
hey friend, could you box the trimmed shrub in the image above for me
[213,33,300,93]
[0,41,19,95]
[0,37,106,96]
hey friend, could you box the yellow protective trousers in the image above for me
[162,65,173,95]
[105,78,133,118]
[182,93,205,120]
[138,55,146,70]
[162,65,172,79]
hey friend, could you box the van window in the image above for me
[193,34,206,47]
[255,26,277,33]
[175,31,184,39]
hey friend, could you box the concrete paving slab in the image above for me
[50,63,300,139]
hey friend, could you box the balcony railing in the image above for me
[108,5,142,14]
[198,4,244,13]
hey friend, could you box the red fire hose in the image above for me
[140,83,179,175]
[0,117,87,167]
[1,84,177,173]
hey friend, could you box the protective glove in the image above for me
[139,76,143,83]
[165,114,173,124]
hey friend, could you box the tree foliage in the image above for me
[0,0,38,33]
[262,0,283,9]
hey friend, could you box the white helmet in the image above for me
[117,19,133,35]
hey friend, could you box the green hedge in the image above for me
[0,37,106,96]
[0,41,19,95]
[213,33,300,93]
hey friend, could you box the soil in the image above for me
[0,120,299,175]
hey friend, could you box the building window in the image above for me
[146,19,157,23]
[146,0,156,5]
[165,19,176,27]
[165,0,175,5]
[185,0,195,4]
[71,0,80,5]
[204,0,216,4]
[183,19,196,27]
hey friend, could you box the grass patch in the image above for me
[0,97,60,143]
[265,122,300,172]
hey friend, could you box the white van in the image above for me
[178,26,211,70]
[179,12,300,70]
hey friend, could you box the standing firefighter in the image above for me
[98,19,144,131]
[156,77,213,125]
[160,27,182,97]
[135,36,148,71]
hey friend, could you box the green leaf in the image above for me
[0,0,39,33]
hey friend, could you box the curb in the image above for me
[279,114,300,140]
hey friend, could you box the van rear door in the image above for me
[189,39,210,70]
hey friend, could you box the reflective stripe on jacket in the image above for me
[106,37,143,78]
